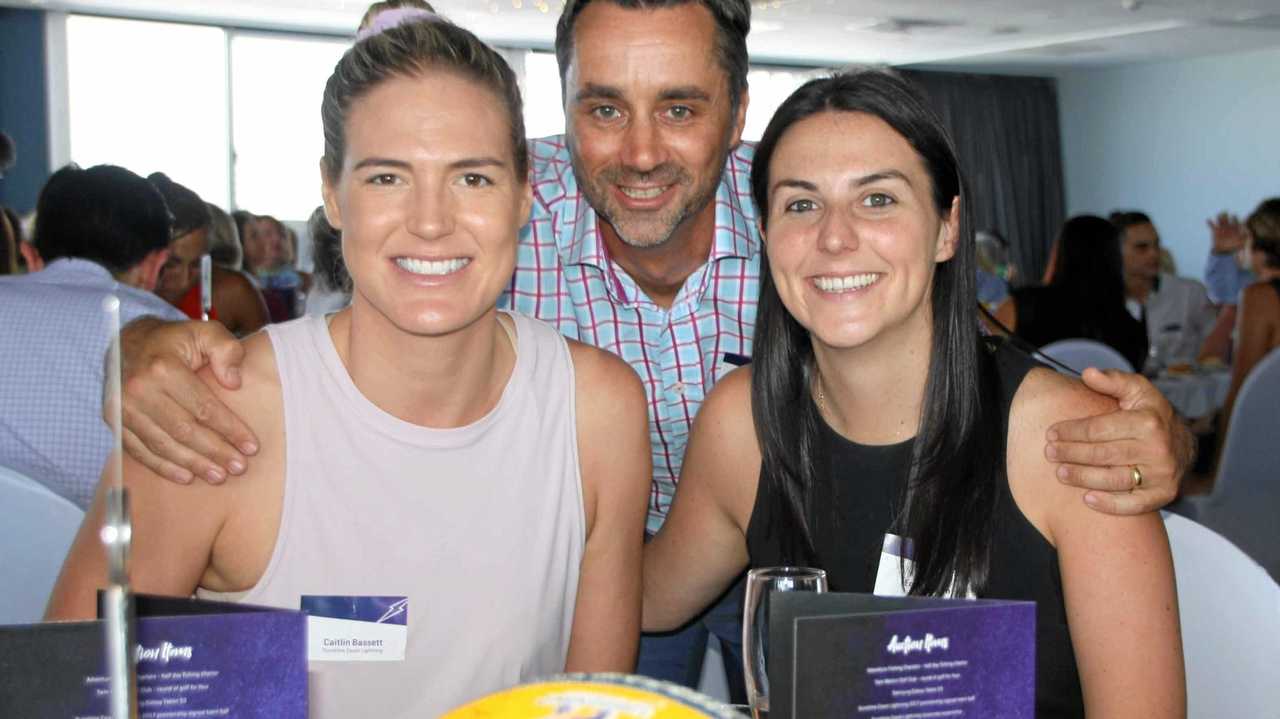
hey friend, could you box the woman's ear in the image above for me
[934,196,961,262]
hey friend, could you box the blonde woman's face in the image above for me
[321,71,532,338]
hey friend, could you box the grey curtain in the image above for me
[901,70,1065,285]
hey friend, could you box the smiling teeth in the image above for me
[814,273,879,292]
[620,186,667,200]
[395,257,470,276]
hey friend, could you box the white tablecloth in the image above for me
[1154,371,1231,419]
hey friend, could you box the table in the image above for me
[1154,370,1231,419]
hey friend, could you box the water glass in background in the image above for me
[742,567,827,719]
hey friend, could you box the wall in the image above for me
[0,8,51,213]
[1057,46,1280,279]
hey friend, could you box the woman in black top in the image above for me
[1006,215,1149,371]
[641,70,1184,717]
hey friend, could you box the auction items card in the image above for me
[0,594,307,718]
[769,593,1035,719]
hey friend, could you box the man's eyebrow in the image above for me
[658,86,712,103]
[449,157,507,171]
[352,157,411,172]
[574,83,624,102]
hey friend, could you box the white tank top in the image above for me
[200,312,585,717]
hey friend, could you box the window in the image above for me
[521,51,566,139]
[742,66,830,142]
[66,15,230,207]
[229,34,348,220]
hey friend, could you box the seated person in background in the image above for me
[1112,210,1216,372]
[0,164,184,508]
[1223,198,1280,424]
[0,203,16,275]
[206,202,270,336]
[1204,210,1253,306]
[46,14,649,717]
[975,227,1014,312]
[642,69,1184,717]
[149,172,214,318]
[150,175,268,336]
[304,205,352,315]
[250,214,312,322]
[1000,215,1149,371]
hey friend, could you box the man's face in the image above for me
[1121,222,1161,280]
[563,2,746,249]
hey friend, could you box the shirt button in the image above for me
[672,382,685,396]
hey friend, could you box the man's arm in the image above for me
[563,341,651,673]
[1046,369,1193,515]
[115,317,257,484]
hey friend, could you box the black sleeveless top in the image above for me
[746,341,1084,718]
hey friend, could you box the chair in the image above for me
[1189,348,1280,580]
[1036,338,1135,375]
[1162,513,1280,717]
[0,466,84,624]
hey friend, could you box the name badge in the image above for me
[873,533,915,597]
[300,595,407,662]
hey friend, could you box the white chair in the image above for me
[697,639,731,703]
[1163,512,1280,717]
[1190,348,1280,580]
[1036,338,1135,375]
[0,465,85,624]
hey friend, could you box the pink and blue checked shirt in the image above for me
[500,136,762,533]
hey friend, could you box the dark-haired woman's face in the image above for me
[764,110,958,354]
[157,228,209,305]
[321,70,532,338]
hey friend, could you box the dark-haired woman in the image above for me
[1002,215,1149,371]
[642,69,1184,717]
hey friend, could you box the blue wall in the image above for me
[1057,47,1280,279]
[0,8,51,213]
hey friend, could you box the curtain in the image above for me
[901,70,1065,285]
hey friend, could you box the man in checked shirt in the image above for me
[113,0,1192,699]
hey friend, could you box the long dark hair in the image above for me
[748,68,1003,597]
[1045,214,1128,337]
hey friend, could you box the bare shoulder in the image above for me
[566,338,644,406]
[1242,279,1280,309]
[1006,367,1117,543]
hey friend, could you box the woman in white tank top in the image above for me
[47,13,652,718]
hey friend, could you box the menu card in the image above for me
[0,594,307,718]
[769,592,1035,719]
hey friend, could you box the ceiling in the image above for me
[5,0,1280,70]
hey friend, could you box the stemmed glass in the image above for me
[742,566,827,719]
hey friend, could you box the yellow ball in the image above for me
[443,673,743,718]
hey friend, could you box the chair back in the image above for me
[1194,347,1280,580]
[0,466,84,624]
[1163,513,1280,716]
[1037,338,1135,374]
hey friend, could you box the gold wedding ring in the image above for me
[1131,465,1144,491]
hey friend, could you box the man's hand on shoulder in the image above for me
[114,317,259,485]
[1044,368,1190,515]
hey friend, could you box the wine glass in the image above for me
[742,566,827,719]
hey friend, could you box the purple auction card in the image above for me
[769,593,1035,719]
[0,596,307,718]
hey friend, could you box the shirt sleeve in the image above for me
[1203,252,1251,305]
